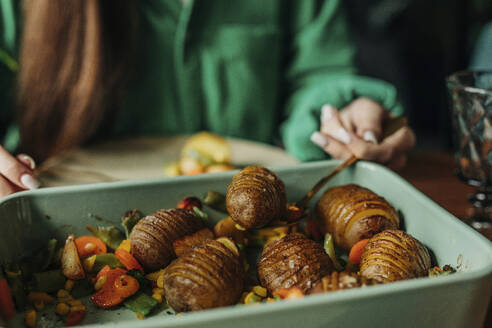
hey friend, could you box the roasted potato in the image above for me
[309,272,376,294]
[129,209,205,272]
[316,184,399,251]
[257,233,333,294]
[360,229,431,283]
[163,238,244,312]
[226,166,286,229]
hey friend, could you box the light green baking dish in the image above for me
[1,160,491,328]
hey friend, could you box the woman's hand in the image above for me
[0,146,40,198]
[310,97,416,170]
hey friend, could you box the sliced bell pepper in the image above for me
[348,238,370,265]
[115,249,144,274]
[65,310,86,327]
[91,269,139,309]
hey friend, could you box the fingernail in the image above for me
[321,104,335,124]
[20,174,40,190]
[20,154,36,170]
[310,132,329,148]
[363,131,378,144]
[333,128,351,144]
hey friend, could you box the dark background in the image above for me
[345,0,492,151]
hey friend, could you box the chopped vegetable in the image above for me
[244,292,260,304]
[91,269,139,308]
[31,270,66,293]
[124,292,159,316]
[428,264,457,277]
[117,239,132,252]
[121,209,143,238]
[203,191,227,212]
[272,287,304,300]
[87,224,125,250]
[115,249,144,274]
[0,272,16,320]
[145,269,166,283]
[189,206,207,223]
[66,310,86,327]
[252,286,267,298]
[56,302,70,316]
[323,233,344,271]
[5,268,27,310]
[348,239,370,265]
[84,253,124,273]
[213,216,248,246]
[126,269,151,291]
[61,235,86,280]
[25,309,36,328]
[75,236,107,258]
[177,196,202,210]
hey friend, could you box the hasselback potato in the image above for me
[360,229,431,283]
[163,239,244,312]
[309,272,376,294]
[130,209,205,272]
[226,166,287,229]
[257,233,333,294]
[316,184,399,251]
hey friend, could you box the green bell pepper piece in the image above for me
[87,224,125,250]
[124,292,159,316]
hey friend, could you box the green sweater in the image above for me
[0,0,402,162]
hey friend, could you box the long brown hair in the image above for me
[16,0,137,161]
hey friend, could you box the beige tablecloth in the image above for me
[36,136,300,187]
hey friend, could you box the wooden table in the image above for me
[399,150,491,327]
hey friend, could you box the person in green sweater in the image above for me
[0,0,414,198]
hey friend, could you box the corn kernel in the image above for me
[57,289,70,298]
[136,312,145,320]
[152,293,163,304]
[157,272,165,289]
[70,305,86,312]
[27,292,54,304]
[252,286,267,298]
[234,223,246,231]
[266,297,276,303]
[25,309,36,328]
[56,303,70,316]
[152,288,165,296]
[65,280,75,292]
[94,276,107,291]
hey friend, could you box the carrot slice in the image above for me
[348,238,370,265]
[113,275,140,298]
[0,279,15,320]
[115,249,144,274]
[75,236,107,258]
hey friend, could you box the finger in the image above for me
[0,174,22,198]
[320,104,352,144]
[387,154,408,171]
[310,131,353,160]
[16,154,36,170]
[347,98,386,140]
[0,146,40,190]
